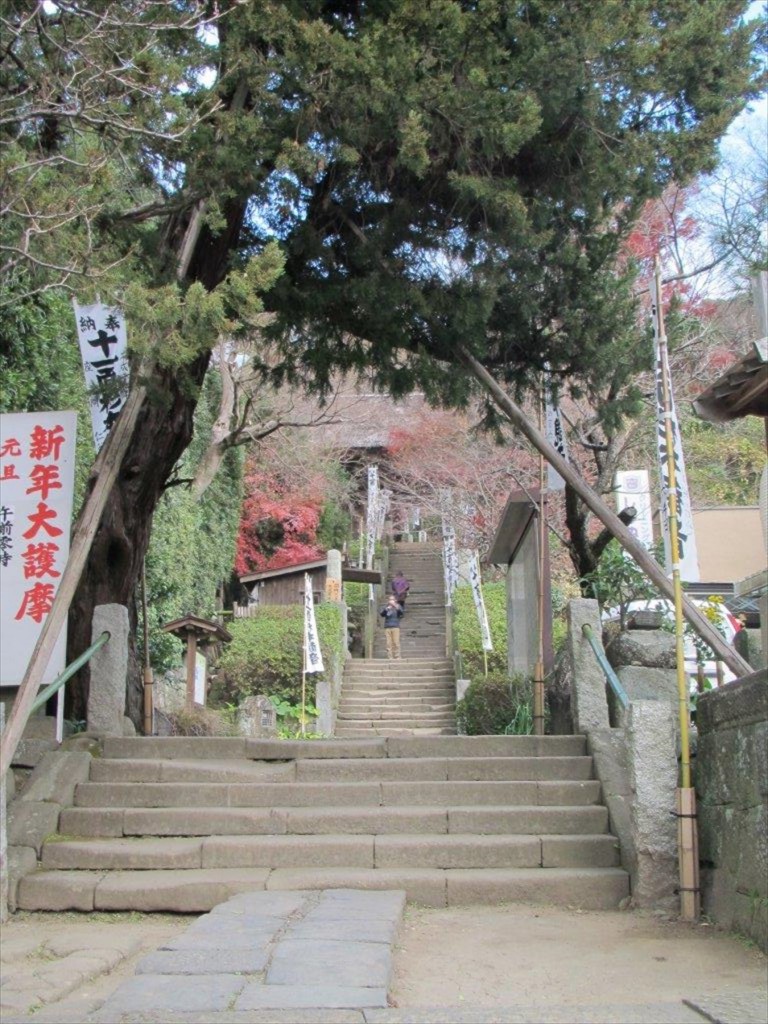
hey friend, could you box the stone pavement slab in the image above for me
[363,1003,709,1023]
[95,887,405,1021]
[684,990,768,1024]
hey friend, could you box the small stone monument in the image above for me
[238,695,277,738]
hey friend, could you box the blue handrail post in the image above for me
[30,631,111,716]
[581,623,630,710]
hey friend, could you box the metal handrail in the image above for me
[581,623,629,709]
[30,631,111,714]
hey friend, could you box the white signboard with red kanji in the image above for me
[0,411,77,687]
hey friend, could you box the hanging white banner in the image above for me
[303,573,325,674]
[649,279,700,582]
[615,470,655,550]
[0,411,77,687]
[468,550,493,652]
[544,370,567,491]
[365,465,379,569]
[441,520,459,606]
[73,301,129,451]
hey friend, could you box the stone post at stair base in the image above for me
[87,604,129,736]
[627,700,679,912]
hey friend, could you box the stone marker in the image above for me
[566,599,610,734]
[87,604,129,735]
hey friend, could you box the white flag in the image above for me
[544,370,567,491]
[468,550,493,652]
[441,520,459,606]
[614,470,654,550]
[303,573,325,674]
[73,301,129,451]
[365,465,379,569]
[650,279,700,582]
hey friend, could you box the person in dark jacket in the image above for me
[391,569,411,607]
[380,594,403,660]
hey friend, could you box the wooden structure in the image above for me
[238,559,328,610]
[160,615,232,710]
[237,558,382,614]
[487,489,554,679]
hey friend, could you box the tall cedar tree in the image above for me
[2,1,761,718]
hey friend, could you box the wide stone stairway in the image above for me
[16,734,629,913]
[336,541,457,737]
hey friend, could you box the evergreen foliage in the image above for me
[453,581,508,679]
[456,672,534,736]
[213,602,343,707]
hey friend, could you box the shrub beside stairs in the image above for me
[16,734,629,913]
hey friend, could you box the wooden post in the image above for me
[141,560,154,736]
[533,386,547,736]
[185,630,198,711]
[459,348,751,680]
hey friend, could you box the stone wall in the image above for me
[696,669,767,951]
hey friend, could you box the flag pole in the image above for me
[654,257,700,922]
[301,616,307,738]
[533,381,547,735]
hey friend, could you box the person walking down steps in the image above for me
[380,594,404,660]
[391,569,410,607]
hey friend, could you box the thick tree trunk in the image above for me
[67,201,247,722]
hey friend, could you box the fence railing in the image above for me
[581,623,629,709]
[30,630,111,717]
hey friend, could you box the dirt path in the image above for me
[391,904,768,1008]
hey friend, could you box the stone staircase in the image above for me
[374,541,446,660]
[16,735,629,913]
[335,541,456,737]
[335,659,456,737]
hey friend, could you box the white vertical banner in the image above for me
[615,470,655,550]
[73,301,129,451]
[376,488,391,540]
[441,520,459,607]
[365,465,379,570]
[544,370,567,491]
[650,278,700,581]
[303,573,325,674]
[468,550,493,652]
[0,411,77,687]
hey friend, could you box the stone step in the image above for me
[73,779,596,810]
[87,754,594,785]
[17,865,628,912]
[100,734,587,761]
[59,802,609,837]
[340,695,455,706]
[337,705,455,716]
[334,728,457,738]
[335,720,456,729]
[40,832,620,871]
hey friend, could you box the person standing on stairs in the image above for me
[391,569,410,607]
[380,594,404,660]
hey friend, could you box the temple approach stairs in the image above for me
[336,541,456,737]
[16,734,629,913]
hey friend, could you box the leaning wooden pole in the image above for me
[533,385,547,735]
[653,259,700,921]
[459,348,751,679]
[0,378,147,782]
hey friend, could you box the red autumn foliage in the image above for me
[235,465,324,574]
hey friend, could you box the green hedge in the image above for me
[453,582,507,678]
[456,672,534,735]
[212,602,343,706]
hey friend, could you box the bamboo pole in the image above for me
[653,258,699,920]
[0,378,148,783]
[459,348,752,679]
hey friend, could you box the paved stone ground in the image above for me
[1,894,766,1024]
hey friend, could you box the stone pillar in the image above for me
[87,604,129,735]
[325,549,342,603]
[566,599,610,734]
[627,700,678,911]
[0,704,8,924]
